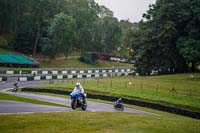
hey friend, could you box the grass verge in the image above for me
[0,108,199,133]
[1,91,200,133]
[31,73,200,111]
[37,58,133,68]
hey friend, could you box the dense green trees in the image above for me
[0,0,199,73]
[130,0,200,74]
[47,13,76,58]
[0,0,122,58]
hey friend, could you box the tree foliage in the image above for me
[47,13,76,57]
[1,0,199,72]
[130,0,200,74]
[0,0,123,57]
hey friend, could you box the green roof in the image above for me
[0,53,34,64]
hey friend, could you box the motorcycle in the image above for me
[70,92,87,110]
[12,83,18,92]
[114,102,124,111]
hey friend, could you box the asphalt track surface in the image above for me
[0,100,71,114]
[0,80,159,116]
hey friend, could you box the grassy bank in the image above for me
[31,73,200,110]
[0,48,132,69]
[0,93,66,108]
[37,59,133,68]
[0,110,199,133]
[0,58,132,70]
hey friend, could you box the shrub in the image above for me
[0,36,8,48]
[79,54,97,64]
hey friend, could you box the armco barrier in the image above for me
[21,88,200,119]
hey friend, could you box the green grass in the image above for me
[39,58,132,68]
[0,48,17,53]
[0,58,132,70]
[1,89,200,133]
[0,47,132,69]
[0,109,199,133]
[0,93,67,108]
[31,73,200,111]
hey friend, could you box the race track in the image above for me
[0,100,71,114]
[0,80,159,116]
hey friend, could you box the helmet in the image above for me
[76,82,81,86]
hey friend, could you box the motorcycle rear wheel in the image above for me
[81,101,87,111]
[114,104,124,111]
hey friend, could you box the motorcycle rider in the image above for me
[72,82,85,99]
[114,97,124,110]
[116,98,123,105]
[13,80,19,92]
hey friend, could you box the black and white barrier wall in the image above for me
[0,68,135,82]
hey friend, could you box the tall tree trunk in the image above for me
[33,24,40,56]
[191,62,196,72]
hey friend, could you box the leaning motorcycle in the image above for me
[114,102,124,111]
[12,84,18,92]
[70,92,87,110]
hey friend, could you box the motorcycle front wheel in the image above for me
[71,98,77,110]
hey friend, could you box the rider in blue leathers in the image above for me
[72,82,85,99]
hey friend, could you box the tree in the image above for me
[40,37,55,62]
[119,20,137,59]
[99,16,122,54]
[1,0,126,58]
[177,37,200,71]
[32,0,54,56]
[60,0,97,52]
[130,0,200,74]
[47,12,76,58]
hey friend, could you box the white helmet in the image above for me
[76,82,81,86]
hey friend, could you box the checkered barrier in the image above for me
[1,68,132,75]
[26,69,133,81]
[1,68,134,81]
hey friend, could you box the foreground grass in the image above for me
[1,90,200,133]
[0,110,199,133]
[32,73,200,110]
[0,93,66,108]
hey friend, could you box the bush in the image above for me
[0,36,8,48]
[79,54,97,65]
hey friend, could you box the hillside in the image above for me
[39,59,132,68]
[0,48,132,69]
